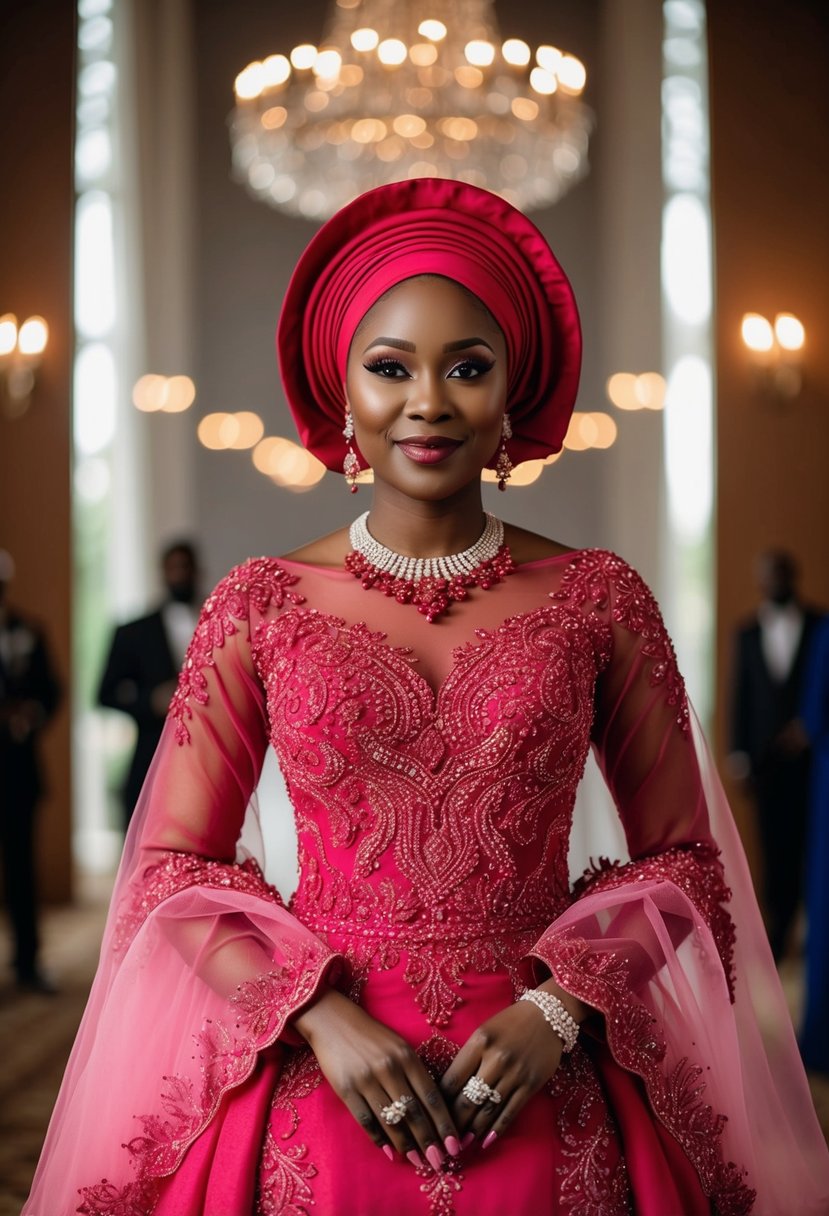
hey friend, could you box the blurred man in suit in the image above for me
[98,540,200,827]
[0,549,61,991]
[729,550,821,960]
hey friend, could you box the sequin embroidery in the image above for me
[534,934,755,1215]
[550,1047,632,1215]
[111,851,285,955]
[553,549,690,735]
[170,558,305,745]
[257,602,608,1026]
[78,936,334,1213]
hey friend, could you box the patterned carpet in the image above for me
[0,884,108,1216]
[1,887,827,1215]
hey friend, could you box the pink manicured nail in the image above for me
[482,1130,498,1150]
[461,1131,476,1149]
[407,1149,424,1169]
[444,1135,461,1157]
[426,1144,444,1171]
[382,1144,394,1161]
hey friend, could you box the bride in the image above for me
[26,178,829,1215]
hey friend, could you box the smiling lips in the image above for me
[394,436,463,465]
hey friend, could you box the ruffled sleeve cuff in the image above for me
[518,871,754,1214]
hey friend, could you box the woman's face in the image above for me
[345,276,508,502]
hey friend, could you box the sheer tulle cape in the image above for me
[24,556,829,1215]
[529,710,829,1213]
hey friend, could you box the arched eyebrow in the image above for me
[444,337,495,353]
[362,336,495,354]
[363,337,416,353]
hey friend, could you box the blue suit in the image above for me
[801,614,829,1072]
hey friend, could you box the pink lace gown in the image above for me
[25,551,829,1215]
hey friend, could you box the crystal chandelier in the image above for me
[230,0,592,220]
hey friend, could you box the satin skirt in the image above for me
[155,965,709,1216]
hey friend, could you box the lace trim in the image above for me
[538,934,756,1216]
[111,850,285,955]
[550,1046,632,1215]
[573,842,738,1000]
[257,1130,318,1216]
[170,557,304,745]
[77,941,334,1216]
[553,549,690,735]
[76,1180,157,1216]
[255,1048,324,1215]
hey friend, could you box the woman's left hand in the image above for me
[439,984,587,1149]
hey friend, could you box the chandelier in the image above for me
[230,0,592,220]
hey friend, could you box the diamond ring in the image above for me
[380,1094,415,1125]
[462,1075,502,1106]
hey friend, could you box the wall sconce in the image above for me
[740,312,804,401]
[0,313,49,418]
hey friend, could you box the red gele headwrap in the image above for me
[277,178,582,473]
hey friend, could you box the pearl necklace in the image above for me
[345,512,516,622]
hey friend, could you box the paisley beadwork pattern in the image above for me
[549,1047,632,1215]
[257,602,608,1027]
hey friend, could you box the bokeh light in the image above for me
[465,40,495,67]
[741,313,774,353]
[0,314,19,357]
[16,318,48,355]
[418,20,447,41]
[774,313,805,352]
[502,39,531,67]
[351,27,379,52]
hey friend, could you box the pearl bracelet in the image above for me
[518,989,579,1053]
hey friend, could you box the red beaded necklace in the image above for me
[344,511,516,622]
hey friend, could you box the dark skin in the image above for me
[288,277,592,1170]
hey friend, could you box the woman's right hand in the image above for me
[292,988,461,1171]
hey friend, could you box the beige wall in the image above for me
[709,1,829,860]
[0,1,74,900]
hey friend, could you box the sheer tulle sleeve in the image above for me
[524,553,829,1216]
[25,560,347,1216]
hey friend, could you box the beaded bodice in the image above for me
[260,601,609,915]
[171,547,693,1028]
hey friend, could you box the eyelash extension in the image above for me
[362,356,496,378]
[448,357,495,378]
[362,356,406,375]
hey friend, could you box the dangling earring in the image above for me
[343,407,360,493]
[495,413,513,491]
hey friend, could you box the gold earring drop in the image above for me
[496,413,513,491]
[343,408,360,493]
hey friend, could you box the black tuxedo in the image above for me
[730,605,821,958]
[98,608,178,825]
[0,608,61,981]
